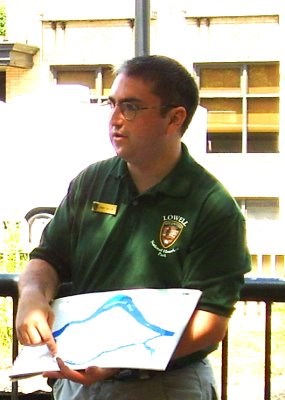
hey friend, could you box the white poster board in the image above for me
[10,288,201,380]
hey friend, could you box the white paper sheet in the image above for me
[10,288,201,380]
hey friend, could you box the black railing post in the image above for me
[11,293,19,400]
[0,273,19,399]
[221,332,228,400]
[264,302,272,400]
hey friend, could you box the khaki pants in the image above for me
[53,358,219,400]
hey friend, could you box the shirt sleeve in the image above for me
[182,192,251,317]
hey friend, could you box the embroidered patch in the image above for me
[159,220,183,249]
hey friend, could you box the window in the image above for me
[236,198,279,220]
[195,63,279,153]
[53,66,114,102]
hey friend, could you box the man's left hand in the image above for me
[43,357,120,385]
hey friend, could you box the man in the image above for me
[16,55,251,400]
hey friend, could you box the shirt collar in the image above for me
[110,143,195,198]
[152,143,195,198]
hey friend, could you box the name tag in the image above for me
[92,201,118,216]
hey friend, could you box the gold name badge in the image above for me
[92,201,118,216]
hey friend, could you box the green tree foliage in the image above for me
[0,297,13,367]
[0,6,6,37]
[0,221,28,366]
[0,221,29,273]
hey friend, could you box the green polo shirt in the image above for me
[32,143,250,313]
[31,144,251,360]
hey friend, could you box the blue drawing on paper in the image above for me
[52,294,175,366]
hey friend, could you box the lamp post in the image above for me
[135,0,150,56]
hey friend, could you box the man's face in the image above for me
[108,73,171,166]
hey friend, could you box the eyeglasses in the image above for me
[102,100,178,121]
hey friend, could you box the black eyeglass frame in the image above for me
[102,100,180,121]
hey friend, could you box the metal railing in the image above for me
[223,277,285,400]
[0,275,285,400]
[0,273,19,400]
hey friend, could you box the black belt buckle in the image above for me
[114,369,153,382]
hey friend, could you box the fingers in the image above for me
[44,336,57,356]
[17,323,57,356]
[43,358,120,385]
[17,324,44,346]
[43,358,91,384]
[16,306,57,355]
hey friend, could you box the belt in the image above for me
[111,358,194,382]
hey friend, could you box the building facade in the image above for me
[0,0,284,275]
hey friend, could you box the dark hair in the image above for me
[115,55,199,134]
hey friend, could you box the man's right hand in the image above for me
[16,290,57,355]
[16,259,60,356]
